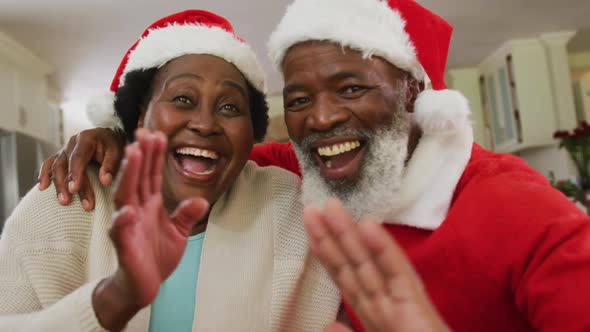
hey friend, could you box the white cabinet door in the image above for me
[14,67,49,142]
[0,59,17,131]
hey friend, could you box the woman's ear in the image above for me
[405,77,423,114]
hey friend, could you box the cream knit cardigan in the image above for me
[0,162,341,331]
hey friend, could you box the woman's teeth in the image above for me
[175,147,219,175]
[176,147,219,159]
[317,141,361,157]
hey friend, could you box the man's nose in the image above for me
[305,95,350,132]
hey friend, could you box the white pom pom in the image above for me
[86,92,123,130]
[414,89,471,134]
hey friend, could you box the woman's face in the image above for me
[139,54,255,210]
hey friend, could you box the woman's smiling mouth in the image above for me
[172,146,223,181]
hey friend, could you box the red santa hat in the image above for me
[268,0,474,229]
[87,9,266,129]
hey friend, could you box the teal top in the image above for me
[149,232,205,332]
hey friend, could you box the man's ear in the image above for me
[405,78,423,113]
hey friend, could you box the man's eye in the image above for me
[286,97,310,109]
[342,86,366,94]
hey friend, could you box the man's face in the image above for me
[282,42,417,219]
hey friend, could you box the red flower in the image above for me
[581,121,590,134]
[573,128,587,140]
[553,130,570,139]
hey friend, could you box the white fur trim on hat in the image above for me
[123,24,266,93]
[86,91,124,130]
[414,89,471,134]
[387,89,473,230]
[268,0,426,80]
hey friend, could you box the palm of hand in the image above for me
[305,199,450,332]
[116,195,190,306]
[110,130,208,308]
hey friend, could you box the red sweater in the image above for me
[250,142,590,332]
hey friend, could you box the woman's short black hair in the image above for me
[113,68,269,143]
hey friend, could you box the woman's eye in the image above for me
[219,104,239,113]
[173,95,192,105]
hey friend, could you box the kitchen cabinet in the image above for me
[478,39,556,153]
[0,31,53,143]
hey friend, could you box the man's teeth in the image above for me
[317,141,361,157]
[176,147,219,159]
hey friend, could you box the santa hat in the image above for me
[87,9,266,129]
[268,0,474,230]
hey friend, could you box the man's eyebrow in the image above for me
[328,71,365,82]
[283,83,306,95]
[283,71,366,95]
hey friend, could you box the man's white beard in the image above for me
[292,107,410,221]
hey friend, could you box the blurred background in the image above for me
[1,0,590,229]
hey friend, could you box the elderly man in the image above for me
[41,0,590,331]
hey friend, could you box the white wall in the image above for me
[447,68,489,149]
[266,94,284,118]
[61,98,93,140]
[515,145,576,181]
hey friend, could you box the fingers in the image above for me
[113,144,142,209]
[304,198,396,331]
[304,206,364,305]
[323,200,378,271]
[150,132,167,194]
[67,128,126,190]
[357,220,449,332]
[358,219,415,280]
[304,206,353,275]
[67,133,96,194]
[170,198,209,236]
[135,129,155,202]
[309,200,447,332]
[98,129,126,186]
[113,129,166,208]
[98,148,122,187]
[52,135,79,202]
[307,199,386,299]
[38,155,57,190]
[109,205,138,256]
[324,322,353,332]
[78,175,96,212]
[51,150,72,205]
[134,129,167,201]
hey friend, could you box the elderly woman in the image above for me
[0,10,339,332]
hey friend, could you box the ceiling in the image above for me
[1,0,590,102]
